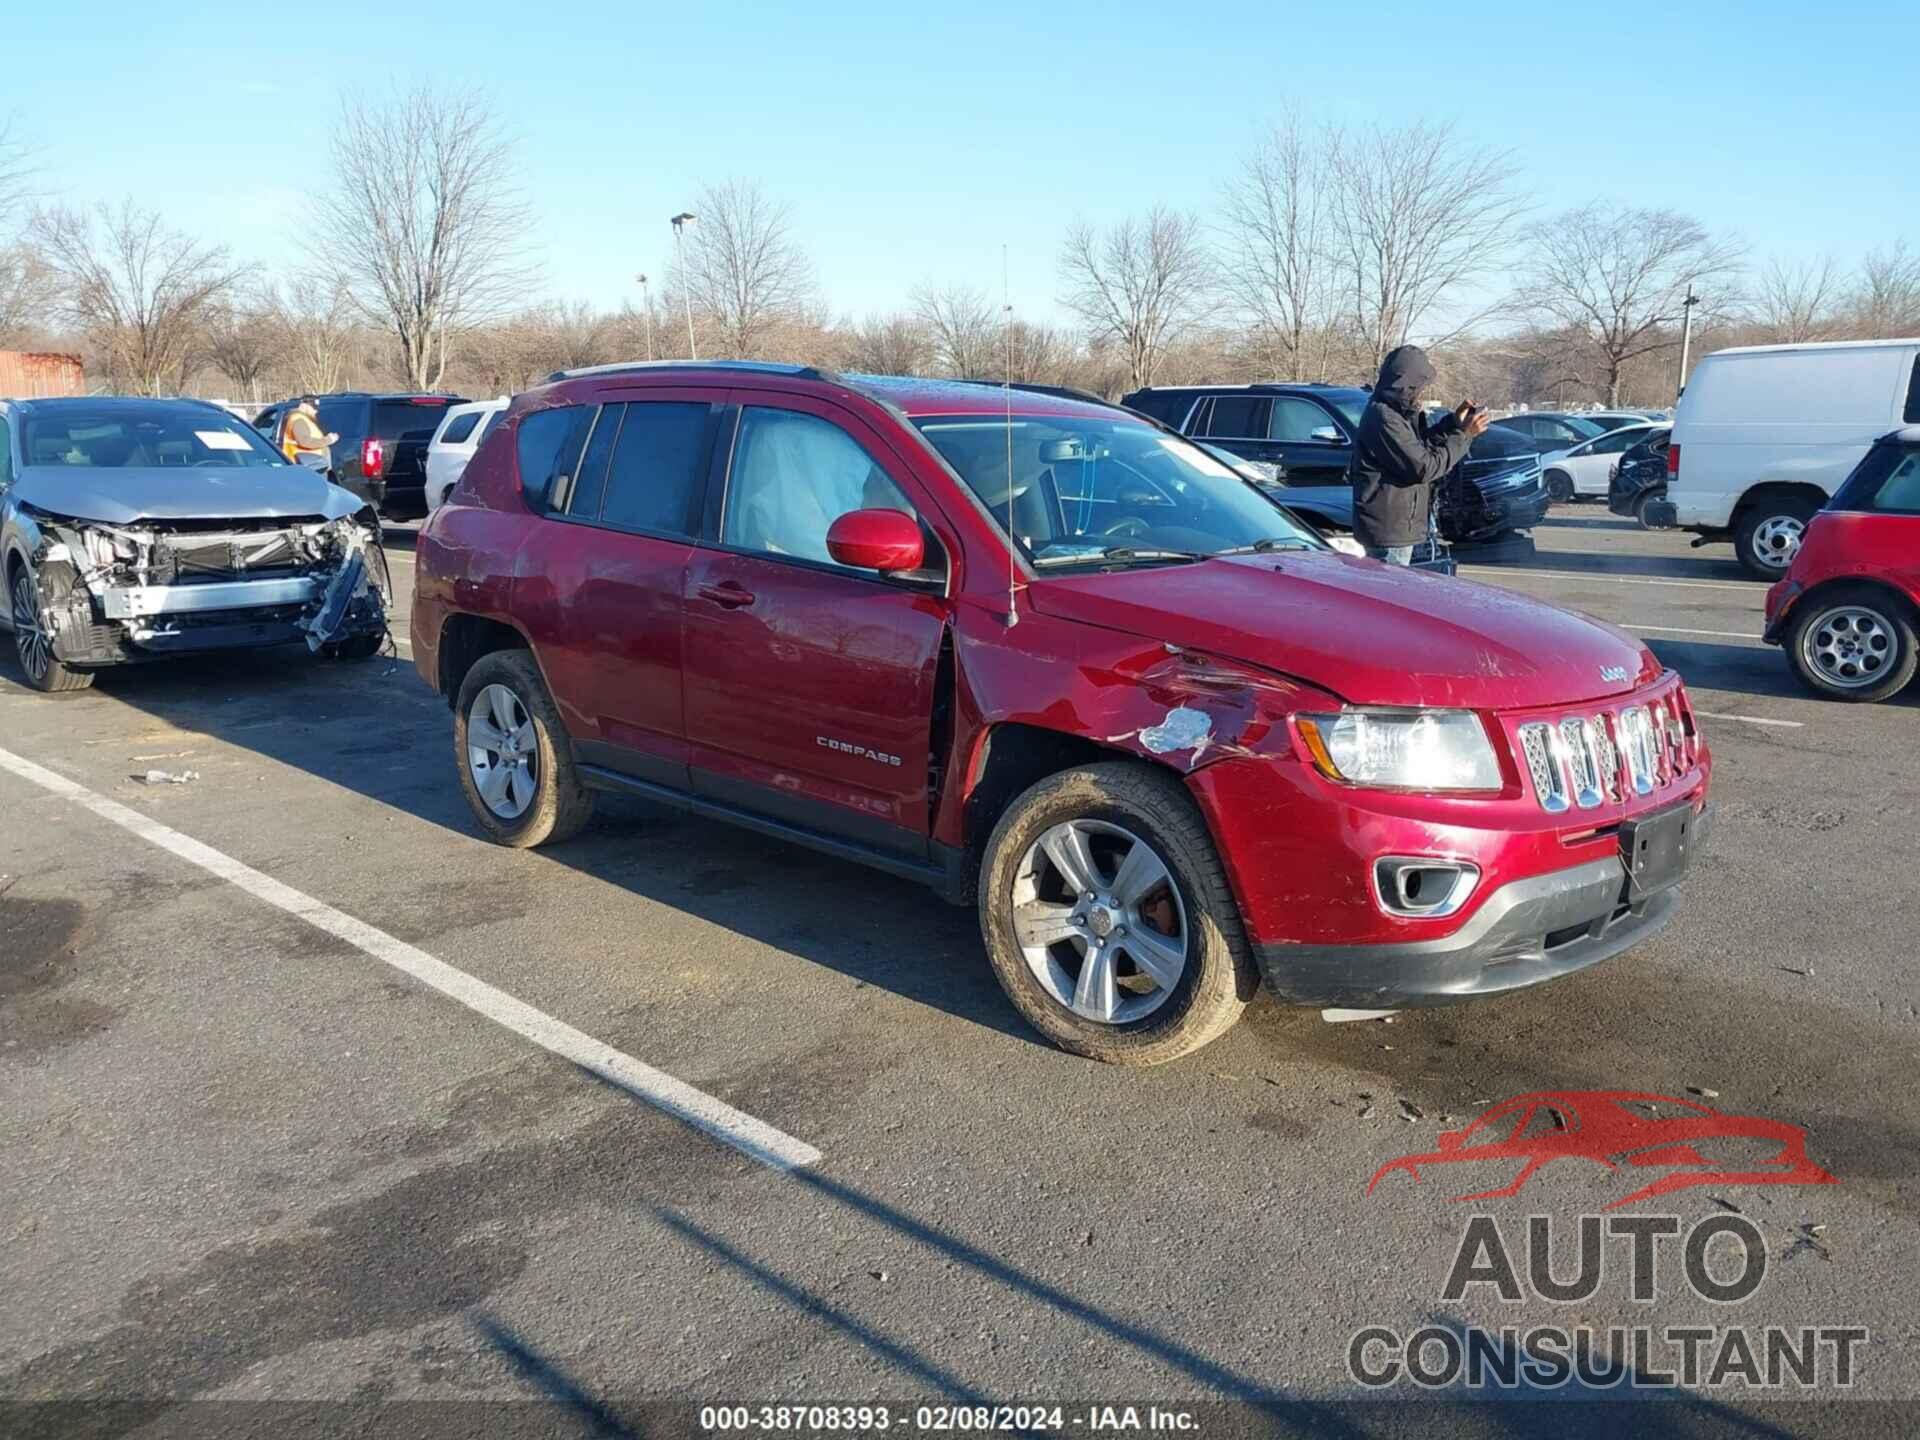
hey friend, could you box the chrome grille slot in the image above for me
[1593,719,1622,802]
[1617,705,1659,796]
[1519,722,1568,812]
[1557,717,1606,809]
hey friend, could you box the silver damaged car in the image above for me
[0,396,388,692]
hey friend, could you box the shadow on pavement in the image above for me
[6,641,1030,1048]
[1467,544,1756,585]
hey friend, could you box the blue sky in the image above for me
[8,0,1917,329]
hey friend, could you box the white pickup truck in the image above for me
[1653,339,1920,577]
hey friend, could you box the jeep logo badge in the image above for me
[1599,665,1630,683]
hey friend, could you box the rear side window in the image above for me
[565,404,623,519]
[599,402,712,535]
[1831,444,1920,515]
[317,399,360,440]
[439,411,482,445]
[375,398,453,441]
[516,405,595,512]
[1203,396,1268,438]
[1268,397,1336,442]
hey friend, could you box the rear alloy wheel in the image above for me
[1734,497,1818,579]
[10,560,95,693]
[1545,470,1575,503]
[453,649,594,846]
[980,763,1257,1065]
[1786,587,1918,703]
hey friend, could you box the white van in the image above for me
[1658,339,1920,577]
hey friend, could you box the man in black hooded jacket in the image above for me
[1351,345,1490,563]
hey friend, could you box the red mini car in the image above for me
[412,363,1712,1064]
[1765,428,1920,703]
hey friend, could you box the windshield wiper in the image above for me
[1219,537,1315,555]
[1033,545,1209,569]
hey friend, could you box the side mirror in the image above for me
[1309,427,1347,445]
[826,508,924,572]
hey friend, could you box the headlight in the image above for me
[1296,709,1501,791]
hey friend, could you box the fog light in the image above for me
[1373,857,1480,918]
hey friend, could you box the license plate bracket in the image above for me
[1620,801,1696,899]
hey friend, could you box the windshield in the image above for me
[21,402,288,469]
[913,414,1325,567]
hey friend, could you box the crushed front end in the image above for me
[24,510,389,668]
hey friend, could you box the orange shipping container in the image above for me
[0,351,85,398]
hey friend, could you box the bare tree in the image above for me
[0,119,54,345]
[1326,121,1525,373]
[1849,241,1920,337]
[1516,204,1743,406]
[843,312,932,374]
[30,200,248,395]
[1057,207,1214,390]
[676,179,813,359]
[911,283,1001,378]
[268,273,363,395]
[202,289,284,402]
[1754,255,1841,343]
[1007,320,1068,385]
[315,86,531,389]
[1220,111,1331,379]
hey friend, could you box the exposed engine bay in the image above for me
[23,508,389,666]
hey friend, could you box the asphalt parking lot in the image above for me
[3,512,1915,1437]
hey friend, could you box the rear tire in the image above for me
[1734,496,1818,579]
[9,559,96,694]
[1785,585,1918,703]
[453,649,595,847]
[1545,470,1575,503]
[1634,493,1661,530]
[978,762,1257,1065]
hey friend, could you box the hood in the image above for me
[1375,345,1435,410]
[1028,552,1657,710]
[13,465,365,526]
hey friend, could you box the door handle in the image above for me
[696,581,756,609]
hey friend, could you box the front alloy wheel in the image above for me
[1012,819,1189,1025]
[467,682,539,820]
[11,565,52,684]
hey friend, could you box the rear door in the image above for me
[680,392,950,856]
[511,390,718,785]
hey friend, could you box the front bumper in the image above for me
[1454,484,1550,541]
[1256,849,1685,1009]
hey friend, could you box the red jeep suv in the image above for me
[412,362,1712,1064]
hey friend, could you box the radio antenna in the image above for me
[1002,243,1018,627]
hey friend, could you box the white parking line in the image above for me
[1693,710,1805,729]
[0,744,821,1173]
[1463,566,1760,592]
[1629,623,1764,639]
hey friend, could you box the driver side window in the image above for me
[0,417,12,489]
[722,407,924,575]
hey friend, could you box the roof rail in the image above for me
[545,359,843,384]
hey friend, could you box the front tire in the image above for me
[1785,586,1918,703]
[1735,496,1818,579]
[978,763,1257,1065]
[10,559,95,693]
[453,649,595,846]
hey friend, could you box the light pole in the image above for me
[670,212,697,360]
[634,272,654,361]
[1675,283,1700,402]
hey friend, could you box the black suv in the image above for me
[1125,382,1549,543]
[254,392,465,519]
